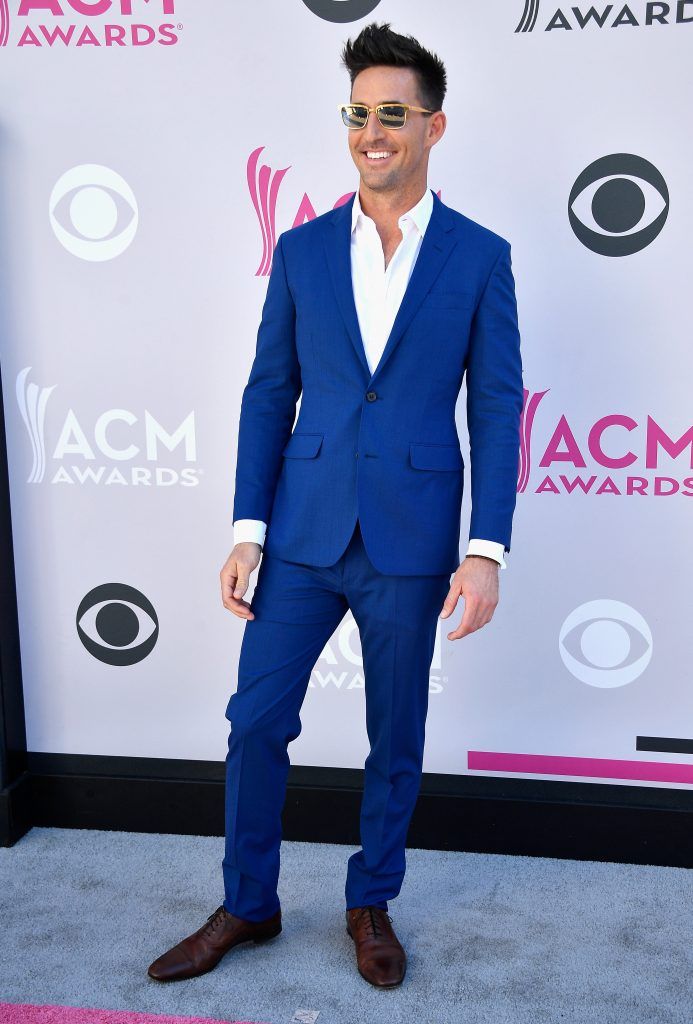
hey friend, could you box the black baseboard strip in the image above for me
[2,753,689,868]
[0,772,32,847]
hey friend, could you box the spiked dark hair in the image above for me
[339,21,447,114]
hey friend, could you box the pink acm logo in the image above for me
[248,145,442,277]
[520,387,693,497]
[1,0,179,47]
[248,145,358,278]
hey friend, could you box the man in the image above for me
[149,21,523,989]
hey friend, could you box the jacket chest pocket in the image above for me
[422,288,476,311]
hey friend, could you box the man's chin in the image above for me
[359,171,397,191]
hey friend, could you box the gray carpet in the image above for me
[0,827,691,1024]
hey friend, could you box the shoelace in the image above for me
[202,905,227,936]
[353,906,393,938]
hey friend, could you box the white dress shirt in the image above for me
[234,184,507,570]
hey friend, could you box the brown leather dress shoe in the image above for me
[147,904,282,981]
[346,905,407,987]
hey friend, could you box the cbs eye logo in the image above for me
[300,0,382,22]
[77,583,158,666]
[559,598,652,687]
[568,153,669,256]
[49,164,138,261]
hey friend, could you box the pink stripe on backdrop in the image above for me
[467,751,693,784]
[0,1004,270,1024]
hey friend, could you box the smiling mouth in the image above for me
[362,151,395,163]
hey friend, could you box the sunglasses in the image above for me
[338,102,436,130]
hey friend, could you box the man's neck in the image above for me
[357,181,428,235]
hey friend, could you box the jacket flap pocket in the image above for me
[410,442,464,471]
[282,432,324,458]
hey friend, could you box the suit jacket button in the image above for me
[366,391,377,402]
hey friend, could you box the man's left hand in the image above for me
[439,555,500,640]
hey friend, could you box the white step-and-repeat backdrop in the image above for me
[1,1,691,791]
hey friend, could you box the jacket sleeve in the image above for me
[465,240,524,554]
[232,231,302,524]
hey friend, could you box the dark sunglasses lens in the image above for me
[342,105,368,128]
[378,105,406,128]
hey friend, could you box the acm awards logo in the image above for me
[248,145,358,279]
[519,388,693,499]
[0,0,180,47]
[16,367,200,488]
[249,145,362,278]
[77,583,158,664]
[248,145,442,278]
[516,0,693,31]
[312,611,447,695]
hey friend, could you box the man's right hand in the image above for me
[220,542,262,619]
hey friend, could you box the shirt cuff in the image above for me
[467,538,507,569]
[233,519,267,548]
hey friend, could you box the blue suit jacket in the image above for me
[233,188,524,575]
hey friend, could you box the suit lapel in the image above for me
[322,193,371,380]
[322,188,458,385]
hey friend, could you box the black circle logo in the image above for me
[568,154,669,256]
[301,0,383,23]
[76,583,159,665]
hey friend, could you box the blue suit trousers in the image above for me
[222,517,451,921]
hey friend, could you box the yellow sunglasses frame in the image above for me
[338,102,436,130]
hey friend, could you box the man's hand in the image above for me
[439,555,500,640]
[220,542,262,619]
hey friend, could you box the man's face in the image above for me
[345,65,444,195]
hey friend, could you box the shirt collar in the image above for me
[351,186,433,238]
